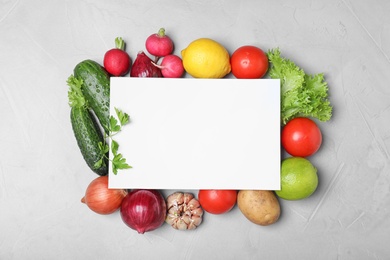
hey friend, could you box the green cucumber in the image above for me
[70,106,108,176]
[73,60,110,132]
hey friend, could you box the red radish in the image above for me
[130,51,163,78]
[152,54,184,78]
[104,37,132,76]
[145,28,174,61]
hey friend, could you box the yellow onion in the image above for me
[81,176,127,215]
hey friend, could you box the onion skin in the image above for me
[81,176,127,215]
[130,51,162,78]
[120,189,167,234]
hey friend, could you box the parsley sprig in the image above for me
[95,108,132,174]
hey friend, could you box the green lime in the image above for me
[275,157,318,200]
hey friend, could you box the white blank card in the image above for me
[108,77,280,190]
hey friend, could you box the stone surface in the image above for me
[1,0,389,259]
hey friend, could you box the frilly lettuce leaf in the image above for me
[67,75,86,108]
[267,48,332,125]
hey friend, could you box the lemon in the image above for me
[181,38,231,78]
[275,157,318,200]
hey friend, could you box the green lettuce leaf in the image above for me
[267,48,332,124]
[67,75,86,108]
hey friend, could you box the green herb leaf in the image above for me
[111,139,119,156]
[98,141,109,154]
[112,153,132,175]
[109,116,121,132]
[115,107,130,126]
[94,157,103,168]
[97,107,132,174]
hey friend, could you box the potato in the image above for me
[237,190,280,226]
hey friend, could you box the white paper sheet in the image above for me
[108,77,280,190]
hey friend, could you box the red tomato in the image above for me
[281,117,322,157]
[230,45,269,79]
[198,190,237,214]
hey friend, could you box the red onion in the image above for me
[81,176,127,215]
[130,51,163,78]
[120,189,166,234]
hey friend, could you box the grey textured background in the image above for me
[1,0,389,259]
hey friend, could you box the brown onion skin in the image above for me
[120,189,167,234]
[81,176,128,215]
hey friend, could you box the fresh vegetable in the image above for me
[67,74,87,108]
[70,107,108,175]
[282,117,322,157]
[67,76,108,176]
[267,48,332,125]
[237,190,280,226]
[231,45,268,79]
[152,54,184,78]
[73,60,111,132]
[96,108,132,175]
[81,176,127,214]
[130,51,163,77]
[104,37,132,76]
[67,69,130,175]
[275,157,318,200]
[145,28,174,61]
[120,189,166,234]
[165,192,203,230]
[198,190,237,215]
